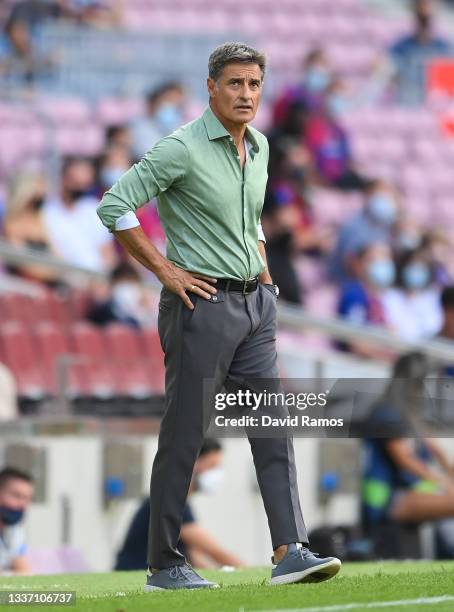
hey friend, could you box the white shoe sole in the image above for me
[270,558,341,586]
[144,583,220,592]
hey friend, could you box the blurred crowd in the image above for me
[0,0,454,361]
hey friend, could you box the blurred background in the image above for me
[2,0,454,575]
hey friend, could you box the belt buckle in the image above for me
[242,279,249,294]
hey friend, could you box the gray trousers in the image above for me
[147,283,308,569]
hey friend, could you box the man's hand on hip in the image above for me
[112,226,217,310]
[159,262,217,310]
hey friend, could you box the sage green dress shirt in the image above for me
[96,105,269,280]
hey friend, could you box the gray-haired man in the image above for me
[97,42,341,590]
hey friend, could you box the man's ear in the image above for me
[207,77,216,99]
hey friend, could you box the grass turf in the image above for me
[0,561,454,611]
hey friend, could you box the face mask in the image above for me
[154,103,183,133]
[196,467,224,495]
[100,167,126,187]
[397,232,421,250]
[402,262,430,290]
[368,193,397,225]
[326,95,349,118]
[30,196,44,211]
[112,282,142,315]
[0,505,24,526]
[303,67,331,93]
[67,188,87,202]
[289,167,306,183]
[367,259,395,288]
[417,13,431,31]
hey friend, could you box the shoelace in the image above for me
[298,546,319,560]
[169,564,202,582]
[272,546,320,565]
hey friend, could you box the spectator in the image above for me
[0,467,34,576]
[105,125,132,151]
[87,261,154,328]
[68,0,122,28]
[337,242,394,357]
[330,180,399,282]
[42,156,116,272]
[130,81,186,159]
[361,352,454,559]
[304,78,371,191]
[382,247,443,341]
[272,48,333,127]
[96,145,133,194]
[114,439,244,570]
[3,171,60,285]
[3,0,66,81]
[263,137,330,303]
[389,0,452,105]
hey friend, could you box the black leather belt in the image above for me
[215,276,259,294]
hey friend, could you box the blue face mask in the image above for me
[100,167,126,188]
[326,95,349,118]
[402,262,430,289]
[303,67,331,93]
[154,103,183,133]
[397,232,421,250]
[368,193,397,225]
[0,505,25,526]
[367,259,396,288]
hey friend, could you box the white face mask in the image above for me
[196,467,224,495]
[112,282,142,315]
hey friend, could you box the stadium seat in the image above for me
[34,322,83,398]
[104,323,154,398]
[69,322,118,399]
[140,329,165,394]
[0,323,47,399]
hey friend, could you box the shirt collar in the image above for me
[202,105,260,154]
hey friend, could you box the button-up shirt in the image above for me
[96,105,269,280]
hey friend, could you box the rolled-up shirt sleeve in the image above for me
[96,136,189,232]
[257,222,266,243]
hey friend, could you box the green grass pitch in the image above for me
[0,561,454,611]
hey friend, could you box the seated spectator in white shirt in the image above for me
[382,247,443,341]
[42,157,116,273]
[0,467,34,576]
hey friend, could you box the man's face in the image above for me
[207,62,263,125]
[0,479,34,512]
[62,161,95,196]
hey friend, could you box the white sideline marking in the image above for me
[243,594,454,611]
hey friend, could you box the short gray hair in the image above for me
[208,42,266,82]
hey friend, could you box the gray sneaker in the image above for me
[144,564,220,591]
[270,543,341,586]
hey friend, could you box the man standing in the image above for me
[97,42,341,590]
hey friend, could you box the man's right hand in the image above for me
[159,262,217,310]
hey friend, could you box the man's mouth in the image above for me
[235,105,252,110]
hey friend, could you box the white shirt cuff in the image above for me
[115,211,140,231]
[257,222,266,243]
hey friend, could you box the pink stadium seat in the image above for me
[69,322,118,398]
[104,323,153,398]
[34,322,83,397]
[0,293,49,326]
[0,323,47,398]
[96,97,144,125]
[35,97,91,124]
[140,329,165,394]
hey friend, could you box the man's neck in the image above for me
[209,103,247,147]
